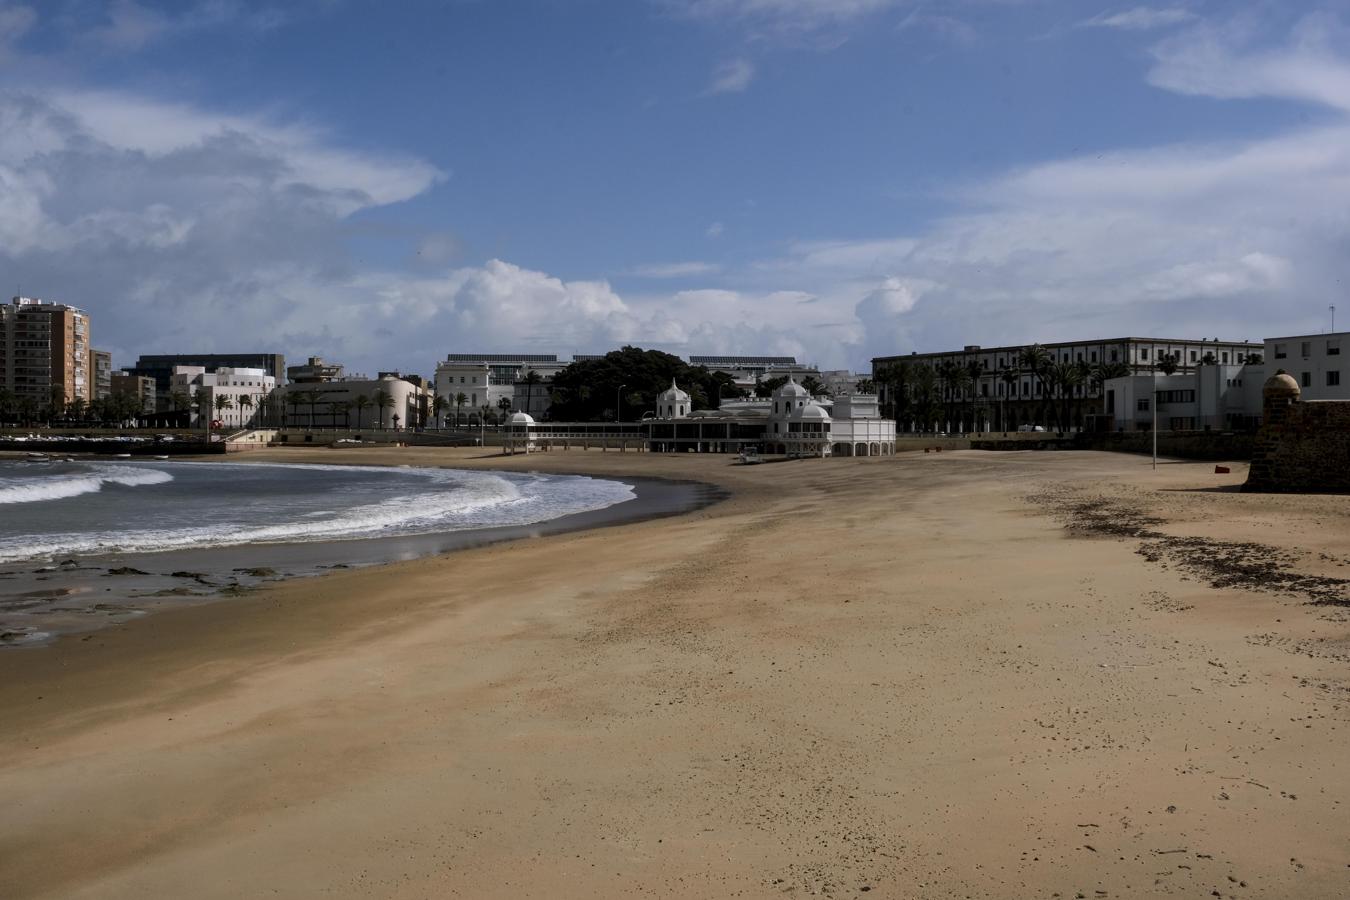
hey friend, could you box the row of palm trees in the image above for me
[873,346,1137,434]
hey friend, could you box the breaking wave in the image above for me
[0,465,173,505]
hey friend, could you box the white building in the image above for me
[280,373,428,430]
[1103,366,1264,432]
[434,354,567,423]
[1266,332,1345,400]
[171,366,276,429]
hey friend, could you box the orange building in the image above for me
[0,296,92,409]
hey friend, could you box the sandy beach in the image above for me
[2,447,1348,899]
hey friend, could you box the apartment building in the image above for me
[93,349,113,401]
[0,296,92,408]
[1266,332,1346,401]
[872,336,1258,432]
[109,372,158,415]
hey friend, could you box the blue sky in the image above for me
[1,0,1347,375]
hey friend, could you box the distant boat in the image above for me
[115,453,132,459]
[153,455,170,460]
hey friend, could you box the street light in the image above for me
[617,383,626,423]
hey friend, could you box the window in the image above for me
[1329,340,1340,356]
[1110,350,1118,362]
[1221,352,1229,364]
[1329,371,1341,387]
[1140,348,1149,360]
[1137,398,1150,412]
[1274,344,1287,359]
[1090,351,1097,362]
[1189,350,1197,362]
[1302,341,1312,358]
[1156,389,1195,404]
[1301,372,1311,387]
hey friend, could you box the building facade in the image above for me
[131,353,285,402]
[434,354,566,423]
[1267,332,1346,400]
[872,336,1259,433]
[280,371,429,430]
[0,296,92,409]
[93,349,113,401]
[109,372,158,415]
[171,366,277,429]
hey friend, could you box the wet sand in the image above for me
[2,447,1348,898]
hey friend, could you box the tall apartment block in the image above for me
[0,296,92,407]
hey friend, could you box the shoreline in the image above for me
[0,457,727,647]
[3,448,1348,898]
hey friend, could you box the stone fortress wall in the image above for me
[1244,371,1350,493]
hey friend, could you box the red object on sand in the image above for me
[1215,465,1230,474]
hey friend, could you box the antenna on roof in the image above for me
[1332,305,1337,333]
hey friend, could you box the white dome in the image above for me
[508,412,536,425]
[775,377,809,399]
[790,402,831,421]
[658,379,690,403]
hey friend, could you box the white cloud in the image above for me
[897,9,977,45]
[76,0,290,52]
[1147,12,1350,112]
[1077,7,1196,32]
[707,58,755,94]
[628,261,723,278]
[706,221,725,238]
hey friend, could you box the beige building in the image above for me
[282,359,430,430]
[93,349,113,401]
[0,296,92,409]
[110,372,158,415]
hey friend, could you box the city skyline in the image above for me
[0,1,1346,378]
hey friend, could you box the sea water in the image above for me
[0,459,635,565]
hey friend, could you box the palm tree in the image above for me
[0,387,16,424]
[521,369,543,416]
[999,366,1018,432]
[301,389,322,429]
[353,394,372,429]
[454,392,467,427]
[947,364,973,433]
[1200,351,1217,366]
[1018,344,1052,428]
[373,389,393,428]
[327,399,347,429]
[497,395,512,421]
[799,374,826,397]
[1157,352,1181,376]
[282,392,301,428]
[431,394,449,429]
[213,393,234,420]
[238,393,254,427]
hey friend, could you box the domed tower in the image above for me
[772,377,810,417]
[1262,369,1300,425]
[657,379,690,419]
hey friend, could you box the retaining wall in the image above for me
[1244,400,1350,493]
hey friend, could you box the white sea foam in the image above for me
[0,465,173,505]
[0,462,635,564]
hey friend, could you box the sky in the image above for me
[0,0,1347,376]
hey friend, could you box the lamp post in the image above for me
[616,383,626,424]
[1152,386,1158,470]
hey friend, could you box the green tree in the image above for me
[1018,344,1052,428]
[1200,351,1217,366]
[546,347,721,421]
[454,392,467,426]
[1157,352,1181,376]
[373,390,393,428]
[521,369,543,415]
[497,395,512,420]
[431,394,449,428]
[999,366,1019,432]
[799,375,826,397]
[237,393,254,427]
[754,375,790,399]
[303,389,323,429]
[287,391,305,428]
[213,393,234,428]
[353,394,372,429]
[0,387,16,423]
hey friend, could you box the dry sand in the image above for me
[1,447,1348,899]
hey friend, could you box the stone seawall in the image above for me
[1073,431,1255,461]
[1245,400,1350,493]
